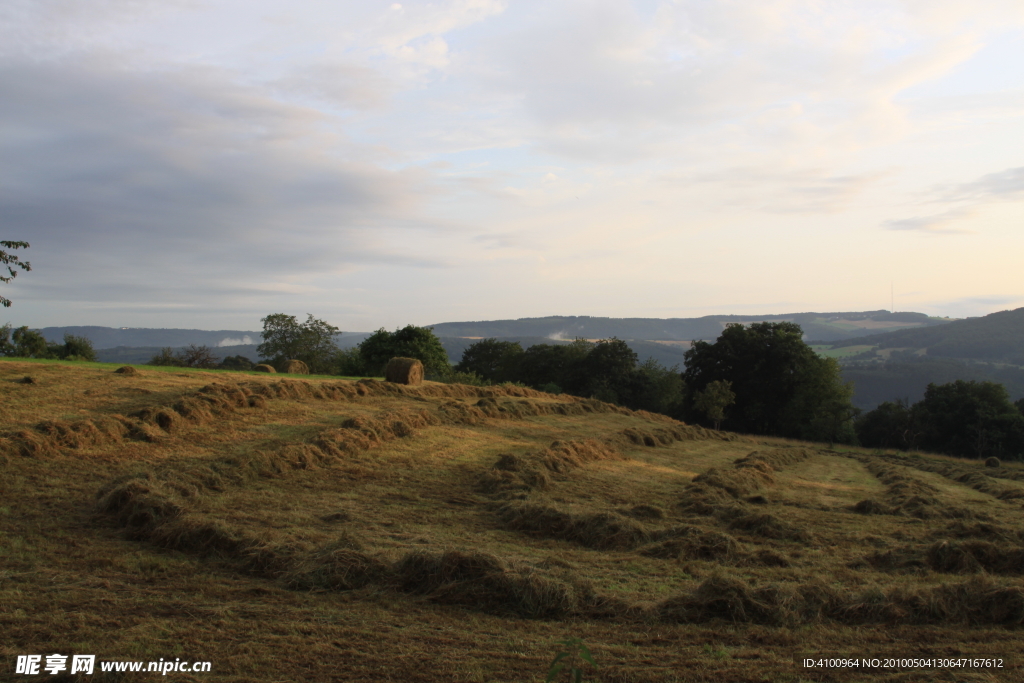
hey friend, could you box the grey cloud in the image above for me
[884,207,976,233]
[939,166,1024,201]
[0,57,445,311]
[884,165,1024,234]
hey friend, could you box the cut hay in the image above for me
[853,498,895,515]
[393,550,577,619]
[253,364,276,373]
[280,359,309,374]
[288,537,390,591]
[18,375,35,384]
[114,366,139,376]
[621,504,665,520]
[727,513,810,542]
[640,527,741,561]
[657,574,1024,626]
[497,503,652,550]
[385,357,424,385]
[95,476,184,534]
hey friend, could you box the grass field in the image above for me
[3,359,1024,682]
[809,345,876,360]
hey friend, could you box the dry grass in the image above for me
[3,358,1024,682]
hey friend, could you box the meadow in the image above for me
[2,359,1023,682]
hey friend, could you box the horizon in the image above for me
[3,1,1022,330]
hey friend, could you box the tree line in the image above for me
[5,308,1021,460]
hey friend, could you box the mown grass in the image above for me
[3,360,1024,681]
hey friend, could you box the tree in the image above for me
[257,313,341,374]
[693,380,735,430]
[455,339,524,383]
[855,400,918,451]
[148,347,183,367]
[358,325,451,378]
[52,333,97,361]
[179,344,218,369]
[10,326,48,358]
[914,380,1024,459]
[219,355,254,371]
[1,240,31,308]
[682,322,857,441]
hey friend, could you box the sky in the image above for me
[2,0,1023,332]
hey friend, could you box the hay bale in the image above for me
[281,359,309,374]
[114,366,139,376]
[385,357,424,385]
[985,457,1001,468]
[253,364,276,373]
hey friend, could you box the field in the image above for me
[3,359,1024,682]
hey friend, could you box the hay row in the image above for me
[854,459,978,520]
[0,381,268,459]
[678,448,814,516]
[94,481,622,621]
[887,455,1024,503]
[95,476,1024,626]
[858,539,1024,576]
[657,572,1024,627]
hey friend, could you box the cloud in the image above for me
[883,165,1024,233]
[939,166,1024,201]
[884,207,978,233]
[217,335,254,346]
[0,57,448,313]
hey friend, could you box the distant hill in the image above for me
[829,307,1024,364]
[38,326,265,349]
[438,336,690,369]
[428,311,951,344]
[841,357,1024,410]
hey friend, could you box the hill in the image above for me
[4,358,1024,681]
[829,307,1024,364]
[429,310,952,344]
[37,326,266,349]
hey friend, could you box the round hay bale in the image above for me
[281,359,309,374]
[385,357,424,386]
[253,364,277,373]
[114,366,139,376]
[985,457,1001,468]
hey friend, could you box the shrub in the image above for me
[358,325,451,379]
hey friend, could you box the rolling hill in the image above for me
[829,307,1024,364]
[3,358,1023,681]
[429,310,952,344]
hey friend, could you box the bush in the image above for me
[219,355,254,371]
[358,325,451,379]
[445,370,490,386]
[258,313,341,375]
[333,347,366,376]
[455,339,523,383]
[179,344,219,369]
[148,348,184,367]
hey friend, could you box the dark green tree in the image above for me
[52,333,97,361]
[179,344,219,369]
[855,399,918,450]
[219,355,254,371]
[693,379,735,430]
[258,313,341,374]
[682,322,857,440]
[914,380,1024,459]
[358,325,451,378]
[1,240,31,308]
[455,339,524,383]
[10,326,48,358]
[148,347,183,367]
